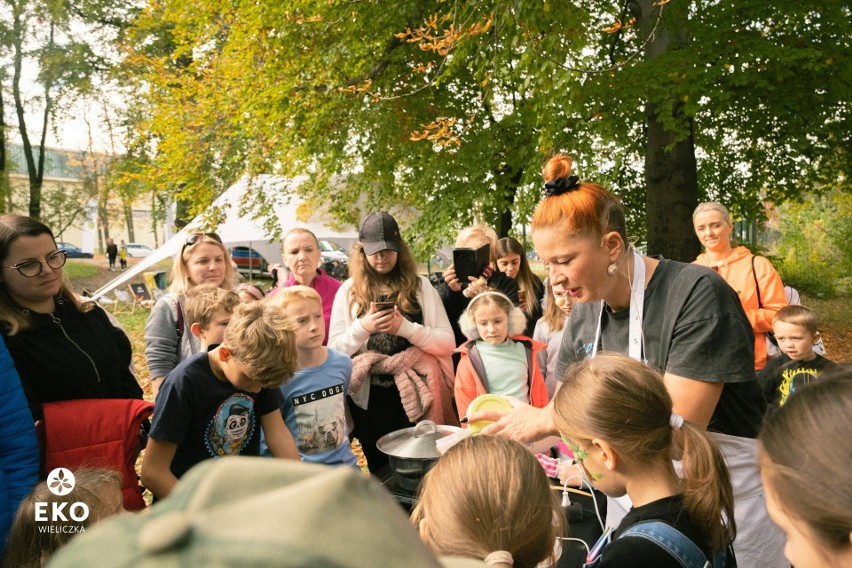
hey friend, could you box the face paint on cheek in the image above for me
[563,439,590,461]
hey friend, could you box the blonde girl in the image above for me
[412,435,563,568]
[495,237,544,337]
[553,354,736,567]
[144,232,236,397]
[3,468,123,568]
[328,212,455,472]
[533,278,574,397]
[454,291,548,420]
[759,368,852,568]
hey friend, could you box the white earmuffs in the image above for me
[458,291,527,341]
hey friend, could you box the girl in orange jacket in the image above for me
[454,291,549,420]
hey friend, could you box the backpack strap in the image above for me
[751,255,762,308]
[175,300,185,338]
[619,521,726,568]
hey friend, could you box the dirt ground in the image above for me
[70,257,852,364]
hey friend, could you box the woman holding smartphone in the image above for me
[434,225,519,350]
[328,212,456,472]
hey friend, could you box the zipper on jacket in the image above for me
[50,313,101,383]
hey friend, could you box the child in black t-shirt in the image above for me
[759,305,835,411]
[141,302,300,499]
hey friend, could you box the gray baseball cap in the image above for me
[48,457,485,568]
[359,212,402,256]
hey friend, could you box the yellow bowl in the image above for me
[467,394,513,434]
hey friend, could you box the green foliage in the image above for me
[771,191,851,297]
[115,0,849,257]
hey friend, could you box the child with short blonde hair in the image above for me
[265,286,357,467]
[3,468,123,568]
[411,435,563,568]
[553,354,736,567]
[454,291,548,420]
[142,302,300,499]
[758,305,835,411]
[184,283,240,350]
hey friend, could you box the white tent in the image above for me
[90,175,359,300]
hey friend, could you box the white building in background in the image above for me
[6,143,167,253]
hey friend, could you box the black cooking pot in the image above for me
[376,420,462,493]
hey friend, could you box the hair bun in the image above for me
[543,154,574,181]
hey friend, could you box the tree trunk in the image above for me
[496,165,524,239]
[635,0,701,261]
[12,8,53,221]
[0,89,9,213]
[124,201,135,242]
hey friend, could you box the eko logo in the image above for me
[47,467,76,496]
[35,468,89,528]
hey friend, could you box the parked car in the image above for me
[317,239,348,273]
[55,242,93,259]
[230,247,269,274]
[125,243,154,257]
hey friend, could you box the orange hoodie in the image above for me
[694,246,787,370]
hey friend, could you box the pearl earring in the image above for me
[607,263,618,276]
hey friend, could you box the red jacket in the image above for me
[454,335,549,420]
[41,398,153,510]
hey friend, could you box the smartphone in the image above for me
[374,301,396,311]
[453,243,490,284]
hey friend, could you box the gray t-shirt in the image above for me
[556,258,766,438]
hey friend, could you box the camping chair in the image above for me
[128,283,155,310]
[36,398,155,511]
[112,288,136,314]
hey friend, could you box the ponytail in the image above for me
[553,354,736,554]
[677,422,736,552]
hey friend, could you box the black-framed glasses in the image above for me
[4,250,67,278]
[183,232,222,250]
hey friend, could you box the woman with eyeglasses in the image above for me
[145,231,236,398]
[0,215,142,420]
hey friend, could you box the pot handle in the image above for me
[412,420,438,438]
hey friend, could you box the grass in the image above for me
[62,260,100,279]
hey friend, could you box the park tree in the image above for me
[0,0,137,220]
[121,0,849,259]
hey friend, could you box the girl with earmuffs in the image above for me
[454,291,549,421]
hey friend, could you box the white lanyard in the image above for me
[591,252,646,361]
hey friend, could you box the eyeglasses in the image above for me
[183,232,222,250]
[4,250,68,278]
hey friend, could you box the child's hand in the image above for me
[557,461,584,487]
[443,265,462,292]
[361,303,397,334]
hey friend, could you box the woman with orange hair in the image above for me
[466,155,785,568]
